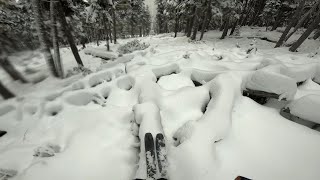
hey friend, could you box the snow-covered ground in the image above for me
[1,27,320,180]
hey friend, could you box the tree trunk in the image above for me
[174,17,179,37]
[219,21,225,31]
[220,18,230,39]
[187,6,196,37]
[271,8,284,31]
[239,0,249,26]
[0,80,14,100]
[174,10,179,38]
[57,1,83,66]
[275,0,305,48]
[31,0,59,77]
[50,0,63,78]
[111,6,117,43]
[200,0,211,40]
[139,26,142,37]
[130,13,134,37]
[185,18,190,34]
[103,14,110,51]
[96,29,100,46]
[313,29,320,40]
[229,19,238,36]
[285,0,320,42]
[290,13,320,52]
[191,6,199,40]
[0,56,28,83]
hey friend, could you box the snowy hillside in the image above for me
[1,28,320,180]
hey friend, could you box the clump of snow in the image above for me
[245,70,297,100]
[33,144,60,157]
[152,63,180,78]
[0,168,17,179]
[288,95,320,124]
[84,47,118,60]
[157,72,194,90]
[66,66,92,78]
[118,39,150,55]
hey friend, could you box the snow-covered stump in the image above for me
[280,95,320,129]
[133,102,168,180]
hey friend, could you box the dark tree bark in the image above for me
[285,0,320,42]
[50,0,63,78]
[200,0,211,40]
[57,0,84,66]
[96,29,100,46]
[31,0,59,77]
[139,26,142,37]
[290,13,320,52]
[220,18,230,39]
[174,16,179,38]
[313,29,320,40]
[229,19,238,36]
[219,21,225,31]
[191,6,200,40]
[271,7,284,31]
[0,56,28,83]
[0,80,14,100]
[102,14,110,51]
[111,6,117,43]
[275,0,306,48]
[187,6,196,37]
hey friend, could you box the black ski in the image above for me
[144,133,156,180]
[155,133,168,180]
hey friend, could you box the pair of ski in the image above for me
[144,133,168,180]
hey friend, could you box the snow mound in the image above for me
[84,47,118,60]
[245,70,297,100]
[288,95,320,124]
[88,71,112,87]
[157,72,194,90]
[152,63,180,78]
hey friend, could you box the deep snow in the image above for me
[1,27,320,180]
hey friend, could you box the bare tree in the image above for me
[191,6,200,40]
[220,17,230,39]
[200,0,211,40]
[50,0,63,78]
[275,0,306,48]
[284,0,320,42]
[57,0,84,66]
[31,0,59,77]
[289,12,320,52]
[111,3,117,43]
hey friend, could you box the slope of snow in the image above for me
[1,28,320,180]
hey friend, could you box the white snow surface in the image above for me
[288,94,320,124]
[245,70,297,100]
[1,28,320,180]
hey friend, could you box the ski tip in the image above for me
[157,178,168,180]
[156,133,164,139]
[144,132,153,140]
